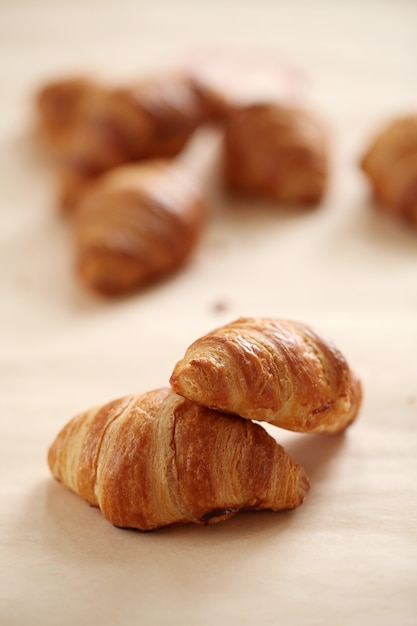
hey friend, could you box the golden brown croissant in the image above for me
[48,388,310,531]
[73,160,207,296]
[221,103,328,205]
[170,317,362,434]
[35,74,204,211]
[360,115,417,225]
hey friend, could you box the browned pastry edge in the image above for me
[48,388,310,531]
[360,114,417,225]
[170,317,362,434]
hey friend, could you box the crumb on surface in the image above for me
[211,300,229,313]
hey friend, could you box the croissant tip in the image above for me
[297,470,311,503]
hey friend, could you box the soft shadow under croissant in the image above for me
[48,388,310,531]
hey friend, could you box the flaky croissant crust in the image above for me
[170,317,362,434]
[48,388,309,531]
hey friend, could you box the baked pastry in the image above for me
[360,115,417,225]
[73,160,207,296]
[35,73,204,210]
[170,317,362,434]
[221,103,328,204]
[48,388,310,531]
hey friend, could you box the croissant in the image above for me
[35,73,204,211]
[360,115,417,225]
[221,103,328,205]
[170,317,362,434]
[47,388,310,531]
[73,160,207,296]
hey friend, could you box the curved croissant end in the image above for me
[170,317,362,434]
[48,388,310,531]
[360,115,417,225]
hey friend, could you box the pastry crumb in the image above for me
[211,300,229,313]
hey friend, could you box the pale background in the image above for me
[1,1,416,625]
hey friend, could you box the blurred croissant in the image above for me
[170,317,362,434]
[360,114,417,225]
[73,160,206,296]
[35,73,204,211]
[221,103,328,205]
[48,388,310,531]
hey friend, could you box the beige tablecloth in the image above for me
[1,1,416,624]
